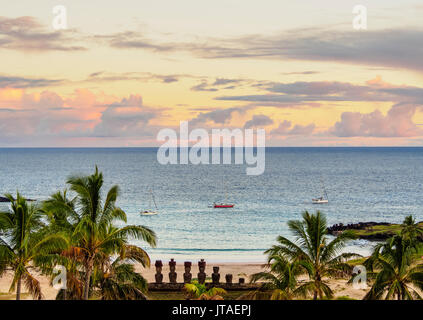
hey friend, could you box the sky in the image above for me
[1,0,423,147]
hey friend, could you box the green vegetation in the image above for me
[148,290,250,300]
[2,169,423,301]
[252,211,360,300]
[348,222,423,240]
[362,216,423,300]
[0,167,156,300]
[184,280,227,300]
[0,193,68,300]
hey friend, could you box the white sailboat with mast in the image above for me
[312,178,329,204]
[140,188,159,215]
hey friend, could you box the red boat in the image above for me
[213,203,235,208]
[211,182,234,208]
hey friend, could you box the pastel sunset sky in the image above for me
[1,0,423,147]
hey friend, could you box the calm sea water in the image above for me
[1,147,422,262]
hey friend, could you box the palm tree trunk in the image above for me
[83,257,94,300]
[16,276,22,300]
[313,274,320,300]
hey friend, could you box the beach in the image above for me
[0,262,369,300]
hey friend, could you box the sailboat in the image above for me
[312,178,329,204]
[212,182,234,208]
[140,189,159,215]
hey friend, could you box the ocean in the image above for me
[1,147,422,262]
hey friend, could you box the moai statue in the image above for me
[197,259,207,284]
[212,266,220,285]
[155,260,163,284]
[239,277,245,285]
[183,261,192,283]
[168,258,177,283]
[225,274,233,285]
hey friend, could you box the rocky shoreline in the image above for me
[327,221,399,240]
[0,196,35,202]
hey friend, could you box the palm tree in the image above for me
[184,280,227,300]
[95,246,149,300]
[0,193,68,300]
[42,190,85,300]
[265,211,358,300]
[92,225,152,300]
[250,255,302,300]
[364,235,423,300]
[53,246,85,300]
[43,167,157,300]
[401,215,423,245]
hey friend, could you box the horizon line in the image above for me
[1,146,423,149]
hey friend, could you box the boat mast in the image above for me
[224,180,228,204]
[321,178,329,201]
[148,189,152,209]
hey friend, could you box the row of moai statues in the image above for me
[154,258,245,285]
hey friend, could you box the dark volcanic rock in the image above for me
[0,196,10,202]
[327,222,390,233]
[0,196,36,202]
[327,221,395,241]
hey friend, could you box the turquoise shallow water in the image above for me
[1,147,422,262]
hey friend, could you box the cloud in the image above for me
[188,28,423,72]
[244,114,273,128]
[93,95,159,137]
[191,78,246,92]
[216,78,423,105]
[0,16,85,52]
[281,71,320,75]
[0,88,161,144]
[331,103,421,137]
[97,31,173,52]
[85,71,184,84]
[101,26,423,72]
[191,107,246,125]
[3,17,421,75]
[271,120,315,136]
[0,75,62,88]
[191,81,218,92]
[212,78,242,86]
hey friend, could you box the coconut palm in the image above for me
[250,255,302,300]
[43,167,157,300]
[184,280,227,300]
[0,193,68,300]
[94,245,150,300]
[401,215,423,245]
[90,224,152,300]
[265,211,358,300]
[364,235,423,300]
[42,190,85,300]
[53,246,85,300]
